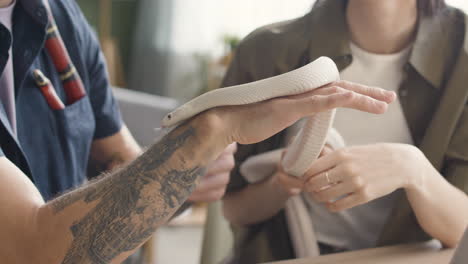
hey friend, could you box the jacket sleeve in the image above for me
[444,104,468,194]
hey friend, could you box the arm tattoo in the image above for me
[50,125,207,264]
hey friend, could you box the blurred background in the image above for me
[77,0,468,101]
[76,1,468,263]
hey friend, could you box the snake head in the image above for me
[161,113,173,128]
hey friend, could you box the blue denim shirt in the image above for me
[0,0,122,200]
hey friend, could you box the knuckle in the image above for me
[343,163,358,176]
[346,92,356,101]
[335,86,346,94]
[309,95,320,105]
[329,86,340,93]
[358,186,371,200]
[287,188,299,196]
[351,175,363,188]
[218,188,227,197]
[336,149,350,160]
[340,80,351,87]
[226,156,236,170]
[220,173,230,185]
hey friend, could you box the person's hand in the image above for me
[319,144,334,158]
[303,143,427,212]
[271,143,334,197]
[188,143,237,202]
[211,81,396,145]
[270,150,305,197]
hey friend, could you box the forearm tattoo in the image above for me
[50,125,206,264]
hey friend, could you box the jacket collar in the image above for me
[307,0,350,64]
[18,0,48,26]
[305,0,463,89]
[465,16,468,54]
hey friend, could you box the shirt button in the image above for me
[36,7,46,18]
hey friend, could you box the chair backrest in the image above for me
[113,87,179,147]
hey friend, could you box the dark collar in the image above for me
[18,0,48,26]
[305,0,465,89]
[465,16,468,53]
[410,9,465,89]
[307,0,351,63]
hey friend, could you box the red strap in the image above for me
[42,0,87,105]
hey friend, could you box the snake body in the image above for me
[162,57,340,177]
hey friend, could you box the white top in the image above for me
[305,42,414,250]
[0,0,16,134]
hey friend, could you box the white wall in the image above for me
[169,0,314,56]
[447,0,468,12]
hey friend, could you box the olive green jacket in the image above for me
[222,1,468,263]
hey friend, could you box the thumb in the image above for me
[319,144,333,158]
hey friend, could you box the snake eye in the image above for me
[167,114,172,119]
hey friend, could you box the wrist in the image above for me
[402,145,430,192]
[188,110,232,161]
[197,109,231,141]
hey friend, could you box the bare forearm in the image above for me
[89,126,143,174]
[37,116,228,264]
[406,164,468,248]
[223,173,291,226]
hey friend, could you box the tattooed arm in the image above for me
[0,81,394,264]
[1,115,225,264]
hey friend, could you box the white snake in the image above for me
[161,56,340,178]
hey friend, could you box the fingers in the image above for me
[273,170,304,196]
[309,183,354,203]
[304,149,348,181]
[331,80,396,104]
[305,166,342,192]
[206,152,235,176]
[222,142,237,155]
[326,193,366,212]
[188,144,235,203]
[319,144,333,158]
[188,188,227,203]
[293,91,388,118]
[339,91,389,114]
[306,162,373,211]
[311,81,395,104]
[196,172,230,192]
[286,80,394,117]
